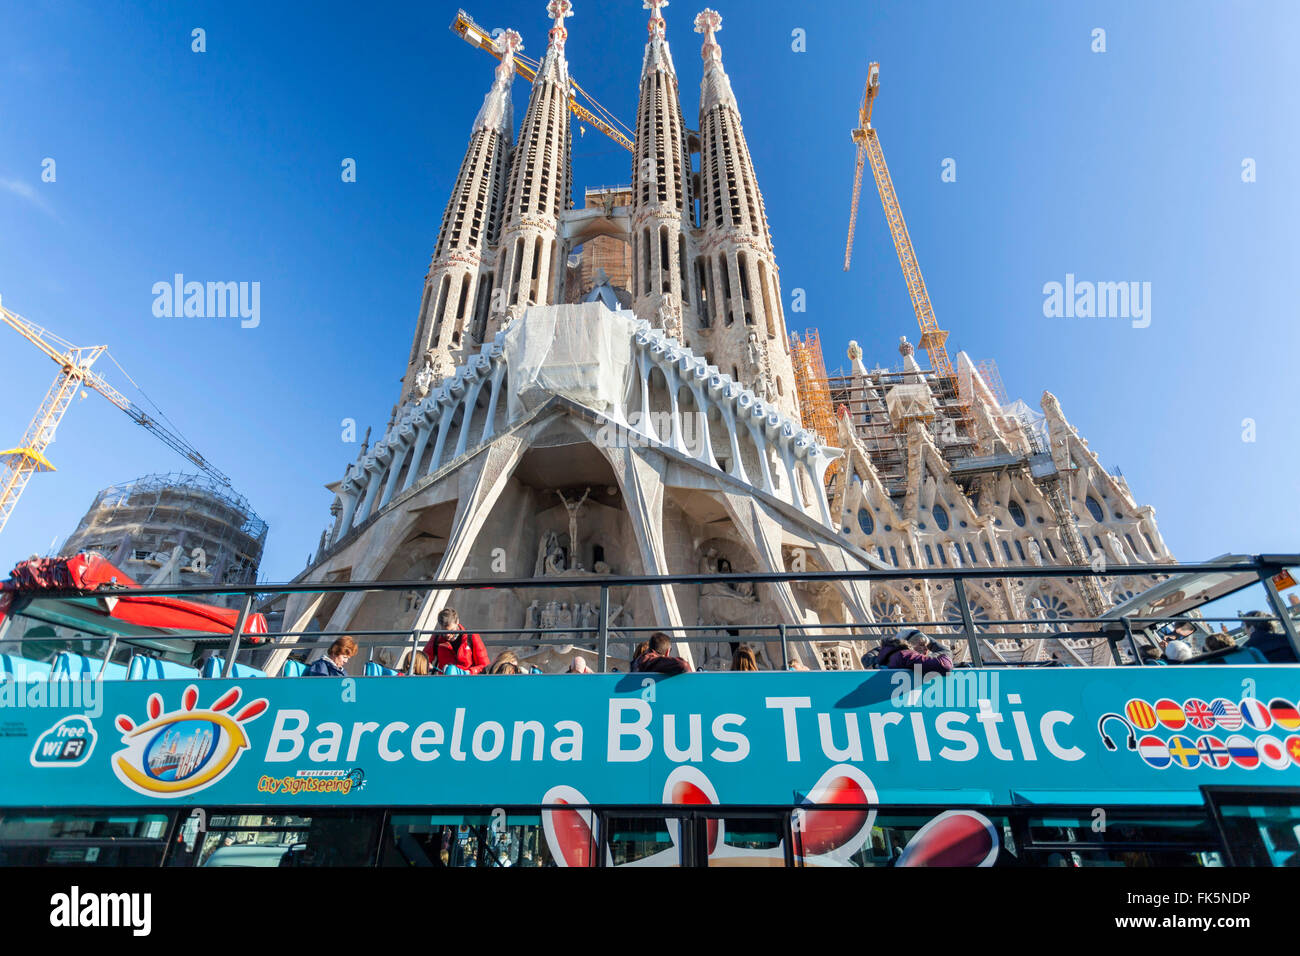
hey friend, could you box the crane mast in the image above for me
[844,63,956,385]
[0,296,232,537]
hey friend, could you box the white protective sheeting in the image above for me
[503,303,636,420]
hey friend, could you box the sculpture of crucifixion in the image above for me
[555,486,592,570]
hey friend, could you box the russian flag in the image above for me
[1226,734,1260,769]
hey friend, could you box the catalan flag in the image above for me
[1211,698,1243,730]
[1167,734,1199,769]
[1268,698,1300,732]
[1126,698,1157,731]
[1155,698,1186,730]
[1240,697,1272,731]
[1183,698,1215,730]
[1226,734,1260,770]
[1197,734,1231,769]
[1137,735,1171,770]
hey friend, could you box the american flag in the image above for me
[1184,698,1215,730]
[1211,698,1243,731]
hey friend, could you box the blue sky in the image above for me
[1,0,1296,584]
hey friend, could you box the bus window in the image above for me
[605,816,681,867]
[0,811,171,867]
[168,812,381,867]
[1023,811,1224,867]
[703,815,787,867]
[793,811,1016,867]
[1205,789,1300,866]
[382,813,580,868]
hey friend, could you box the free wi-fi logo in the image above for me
[112,685,268,798]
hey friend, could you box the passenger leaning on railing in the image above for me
[422,608,490,675]
[1241,611,1299,664]
[304,636,357,677]
[632,632,692,675]
[866,629,953,676]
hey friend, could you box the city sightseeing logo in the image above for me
[111,685,268,798]
[1097,695,1300,772]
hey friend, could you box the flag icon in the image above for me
[1167,734,1199,769]
[1257,735,1290,770]
[1286,736,1300,766]
[1137,735,1171,769]
[1226,734,1260,769]
[1197,735,1231,769]
[1155,699,1186,730]
[1183,699,1215,730]
[1268,698,1300,732]
[1211,698,1243,731]
[1126,699,1157,730]
[1240,697,1272,731]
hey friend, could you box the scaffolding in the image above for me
[789,330,841,484]
[975,358,1009,408]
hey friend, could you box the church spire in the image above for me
[632,0,692,333]
[538,0,574,85]
[473,29,522,137]
[694,7,737,115]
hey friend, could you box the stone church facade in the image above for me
[280,2,1173,674]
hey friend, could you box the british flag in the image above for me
[1211,698,1243,731]
[1184,698,1215,730]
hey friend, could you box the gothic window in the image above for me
[776,377,783,397]
[719,253,733,326]
[984,541,995,563]
[660,227,671,294]
[937,546,947,566]
[1044,538,1058,560]
[877,547,886,563]
[924,545,935,566]
[857,508,873,535]
[906,545,917,566]
[1008,500,1027,527]
[932,505,950,531]
[695,259,709,323]
[889,546,899,566]
[644,229,653,296]
[967,542,978,564]
[1143,531,1158,555]
[1125,533,1138,554]
[1085,495,1103,522]
[1001,540,1014,562]
[1014,540,1026,561]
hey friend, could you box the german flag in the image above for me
[1155,698,1186,730]
[1125,698,1157,730]
[1269,698,1300,732]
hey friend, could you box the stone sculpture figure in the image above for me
[948,542,963,567]
[1026,538,1044,566]
[1105,531,1127,565]
[555,487,592,571]
[535,530,562,576]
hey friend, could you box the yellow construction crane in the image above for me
[0,296,232,537]
[844,62,956,384]
[451,8,635,153]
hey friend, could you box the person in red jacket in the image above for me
[422,607,490,675]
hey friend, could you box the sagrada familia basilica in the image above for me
[277,1,1175,673]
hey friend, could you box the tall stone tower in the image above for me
[631,0,694,339]
[400,30,521,404]
[488,0,576,331]
[690,9,799,421]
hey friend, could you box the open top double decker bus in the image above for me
[0,555,1297,868]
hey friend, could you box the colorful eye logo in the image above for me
[112,685,268,798]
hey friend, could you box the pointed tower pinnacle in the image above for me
[692,7,798,420]
[490,1,576,326]
[632,0,693,334]
[399,29,521,404]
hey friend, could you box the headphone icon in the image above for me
[1097,713,1136,751]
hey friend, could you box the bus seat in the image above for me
[51,652,129,681]
[201,657,267,679]
[127,656,198,680]
[0,654,52,682]
[364,662,399,677]
[279,659,307,677]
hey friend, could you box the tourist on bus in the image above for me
[632,632,692,675]
[1241,611,1298,664]
[731,645,759,671]
[874,629,952,676]
[423,608,490,674]
[304,636,357,677]
[566,655,593,673]
[487,650,523,675]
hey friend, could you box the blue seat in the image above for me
[0,654,52,682]
[279,658,306,677]
[200,657,267,679]
[364,661,399,677]
[51,652,128,681]
[127,656,198,680]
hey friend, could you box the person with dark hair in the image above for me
[304,636,357,677]
[1241,611,1299,664]
[422,607,490,674]
[631,632,692,675]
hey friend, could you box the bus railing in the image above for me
[1,556,1296,674]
